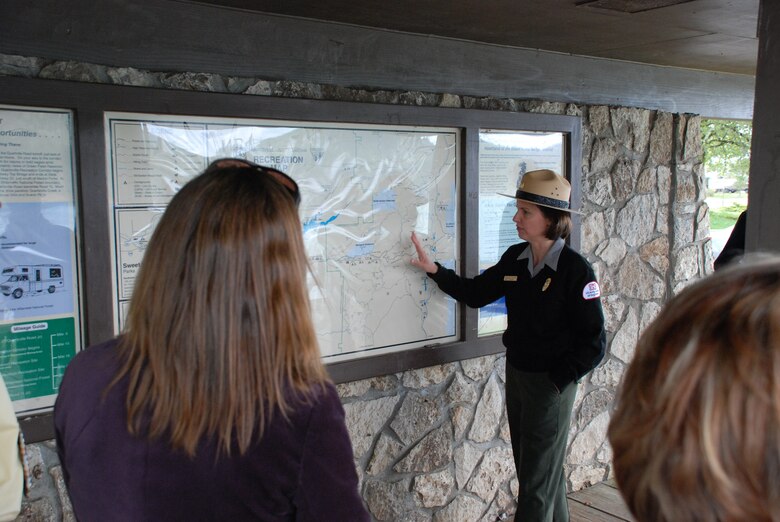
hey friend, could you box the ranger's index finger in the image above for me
[413,233,428,255]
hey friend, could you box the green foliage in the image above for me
[701,119,752,190]
[709,202,747,230]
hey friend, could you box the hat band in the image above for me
[515,190,569,210]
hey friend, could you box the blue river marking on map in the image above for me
[303,213,339,233]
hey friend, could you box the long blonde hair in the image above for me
[113,161,328,456]
[608,256,780,521]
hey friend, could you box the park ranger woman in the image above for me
[410,169,606,522]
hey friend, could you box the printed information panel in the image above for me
[478,130,564,337]
[106,113,459,362]
[0,105,82,414]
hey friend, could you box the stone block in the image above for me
[589,138,619,174]
[639,301,662,334]
[366,433,405,476]
[390,392,441,446]
[575,389,614,432]
[402,363,456,389]
[567,411,610,465]
[616,194,658,248]
[468,375,503,443]
[588,106,611,137]
[40,61,111,83]
[364,479,411,521]
[344,395,399,458]
[160,72,226,92]
[649,112,673,165]
[337,379,372,398]
[413,468,455,508]
[466,446,515,502]
[589,359,625,388]
[610,107,650,154]
[0,53,47,77]
[611,158,640,202]
[584,170,615,208]
[480,487,515,522]
[17,498,58,522]
[673,244,700,282]
[610,306,638,363]
[454,441,483,489]
[581,212,607,254]
[244,80,273,95]
[450,404,474,442]
[439,93,461,108]
[460,356,496,382]
[107,67,161,87]
[616,254,665,300]
[595,238,627,267]
[395,423,453,473]
[639,236,670,275]
[601,294,625,334]
[433,494,486,522]
[50,466,75,521]
[445,372,477,404]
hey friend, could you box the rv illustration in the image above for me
[1,264,64,299]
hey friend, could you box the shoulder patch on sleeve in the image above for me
[582,281,601,300]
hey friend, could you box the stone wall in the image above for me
[1,53,708,521]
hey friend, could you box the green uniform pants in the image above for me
[505,364,577,522]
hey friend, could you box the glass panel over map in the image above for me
[106,113,459,363]
[0,105,82,414]
[477,130,564,337]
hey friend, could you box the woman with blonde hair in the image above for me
[608,256,780,522]
[55,159,369,521]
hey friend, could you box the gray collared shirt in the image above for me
[517,237,565,277]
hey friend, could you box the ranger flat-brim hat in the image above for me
[499,169,581,214]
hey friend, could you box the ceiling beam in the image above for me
[0,0,754,119]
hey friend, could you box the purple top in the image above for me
[54,338,370,521]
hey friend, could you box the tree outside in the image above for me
[702,119,750,257]
[702,119,752,193]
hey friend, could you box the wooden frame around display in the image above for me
[0,76,581,441]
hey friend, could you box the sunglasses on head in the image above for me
[209,158,301,207]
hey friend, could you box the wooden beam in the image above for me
[746,0,780,253]
[0,0,754,119]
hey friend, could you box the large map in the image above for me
[107,114,459,362]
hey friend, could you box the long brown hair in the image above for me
[113,161,328,456]
[608,256,780,521]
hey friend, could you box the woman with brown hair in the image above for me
[608,256,780,522]
[54,159,369,521]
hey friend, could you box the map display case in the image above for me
[105,113,460,362]
[0,76,581,439]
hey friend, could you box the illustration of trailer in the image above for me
[1,264,64,299]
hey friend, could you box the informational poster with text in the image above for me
[0,106,82,414]
[477,130,564,337]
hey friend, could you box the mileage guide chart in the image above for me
[0,105,82,414]
[106,113,460,362]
